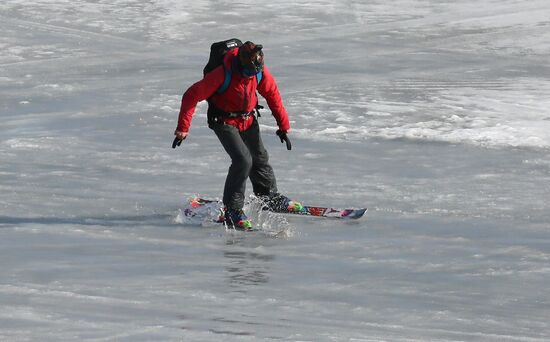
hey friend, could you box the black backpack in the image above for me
[204,39,264,128]
[203,38,263,95]
[203,38,242,75]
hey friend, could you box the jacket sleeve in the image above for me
[257,66,291,132]
[176,67,225,132]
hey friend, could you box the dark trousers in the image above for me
[212,117,277,210]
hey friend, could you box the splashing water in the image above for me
[245,195,294,238]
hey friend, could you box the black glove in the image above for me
[276,130,292,150]
[172,136,183,149]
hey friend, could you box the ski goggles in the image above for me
[239,43,264,76]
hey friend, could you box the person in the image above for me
[173,41,302,230]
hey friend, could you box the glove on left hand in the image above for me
[276,130,292,150]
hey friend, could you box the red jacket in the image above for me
[176,49,290,133]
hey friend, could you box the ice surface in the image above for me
[1,0,550,341]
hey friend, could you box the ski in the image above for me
[182,197,261,231]
[183,197,224,223]
[182,197,367,222]
[292,205,367,219]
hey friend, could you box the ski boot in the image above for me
[224,208,253,231]
[262,194,305,214]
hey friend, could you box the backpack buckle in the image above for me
[226,111,253,119]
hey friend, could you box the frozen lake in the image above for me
[1,0,550,340]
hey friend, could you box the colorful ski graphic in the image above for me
[183,197,366,221]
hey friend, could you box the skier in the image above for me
[173,41,302,230]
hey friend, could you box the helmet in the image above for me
[238,41,264,77]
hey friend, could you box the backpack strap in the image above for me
[216,67,233,94]
[216,60,263,95]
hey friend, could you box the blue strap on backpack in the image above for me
[216,65,263,95]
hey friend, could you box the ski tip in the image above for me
[343,208,367,219]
